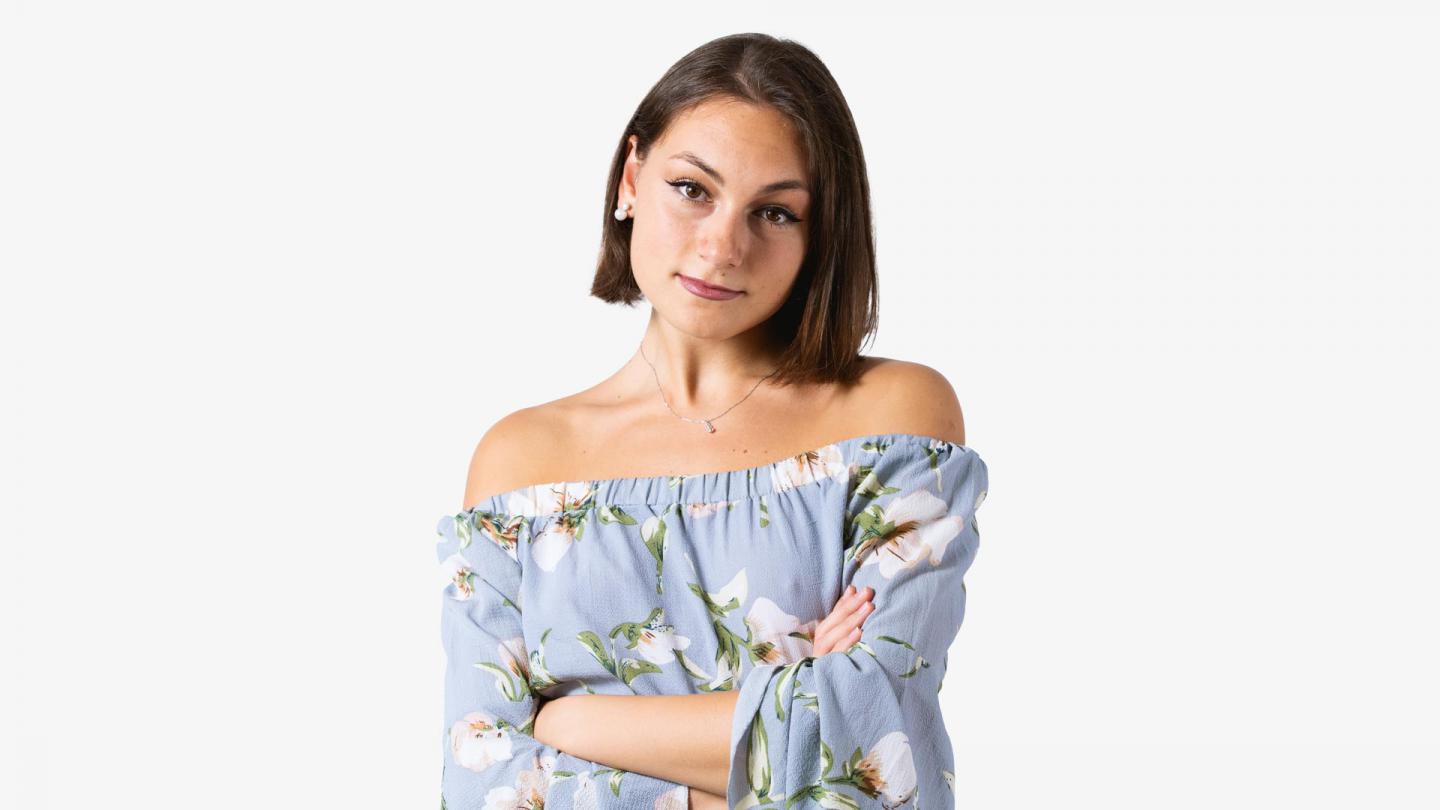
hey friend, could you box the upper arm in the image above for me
[854,358,967,446]
[462,407,557,511]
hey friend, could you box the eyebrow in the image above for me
[668,151,809,196]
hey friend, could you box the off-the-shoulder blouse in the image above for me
[434,432,990,809]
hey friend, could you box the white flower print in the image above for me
[571,770,599,810]
[449,710,514,773]
[634,612,693,665]
[745,597,818,664]
[709,568,749,609]
[482,786,521,810]
[530,521,577,572]
[855,731,918,806]
[440,552,477,601]
[655,784,689,810]
[771,443,848,492]
[510,482,595,573]
[481,752,557,809]
[858,488,965,580]
[505,481,594,517]
[706,654,736,691]
[497,635,530,686]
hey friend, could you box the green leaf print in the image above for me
[771,659,806,722]
[875,634,916,650]
[576,609,677,693]
[605,767,626,796]
[453,515,471,550]
[640,515,668,595]
[846,500,916,566]
[551,486,598,545]
[688,580,741,618]
[713,620,749,679]
[463,510,524,558]
[746,711,772,798]
[617,657,663,686]
[785,784,861,810]
[576,630,615,673]
[863,633,930,678]
[596,503,639,526]
[526,628,562,693]
[850,463,890,498]
[473,661,528,702]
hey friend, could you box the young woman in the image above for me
[435,33,989,810]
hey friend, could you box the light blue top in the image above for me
[434,432,989,809]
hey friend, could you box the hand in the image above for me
[811,584,875,656]
[688,787,728,810]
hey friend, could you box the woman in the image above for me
[435,33,989,810]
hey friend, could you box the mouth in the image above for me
[677,273,744,300]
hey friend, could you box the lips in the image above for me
[677,274,744,301]
[681,274,739,293]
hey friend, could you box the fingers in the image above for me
[813,584,875,655]
[819,585,871,631]
[833,595,875,637]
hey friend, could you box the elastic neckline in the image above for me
[460,431,975,516]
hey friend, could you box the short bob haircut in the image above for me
[591,33,878,388]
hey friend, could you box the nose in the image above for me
[696,210,745,269]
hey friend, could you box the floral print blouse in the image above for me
[434,432,990,809]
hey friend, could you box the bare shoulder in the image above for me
[462,406,572,510]
[843,356,967,446]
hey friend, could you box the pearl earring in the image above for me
[613,201,632,221]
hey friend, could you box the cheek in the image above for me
[632,205,692,260]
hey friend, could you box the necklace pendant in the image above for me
[702,419,715,433]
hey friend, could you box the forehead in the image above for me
[655,98,808,185]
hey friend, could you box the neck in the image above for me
[634,309,781,412]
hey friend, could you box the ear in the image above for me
[620,134,642,202]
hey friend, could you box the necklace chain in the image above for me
[639,339,779,434]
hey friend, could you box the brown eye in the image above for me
[667,179,708,203]
[760,206,801,228]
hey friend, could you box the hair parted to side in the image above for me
[591,32,879,388]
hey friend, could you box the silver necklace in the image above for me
[639,339,779,434]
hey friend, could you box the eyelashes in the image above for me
[666,178,803,229]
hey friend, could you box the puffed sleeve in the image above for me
[725,438,989,810]
[436,509,690,810]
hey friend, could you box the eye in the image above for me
[760,207,802,228]
[667,178,709,203]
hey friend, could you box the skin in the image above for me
[461,95,967,806]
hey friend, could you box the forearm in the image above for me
[534,690,739,796]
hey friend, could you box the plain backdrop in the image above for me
[2,2,1437,808]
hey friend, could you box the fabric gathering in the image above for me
[434,431,990,809]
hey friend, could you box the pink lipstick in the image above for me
[678,274,743,300]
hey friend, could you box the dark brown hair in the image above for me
[591,33,878,388]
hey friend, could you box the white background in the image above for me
[3,2,1437,808]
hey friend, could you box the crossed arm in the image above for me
[530,584,877,797]
[533,690,740,797]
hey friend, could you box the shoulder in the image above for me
[841,356,967,446]
[462,406,574,511]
